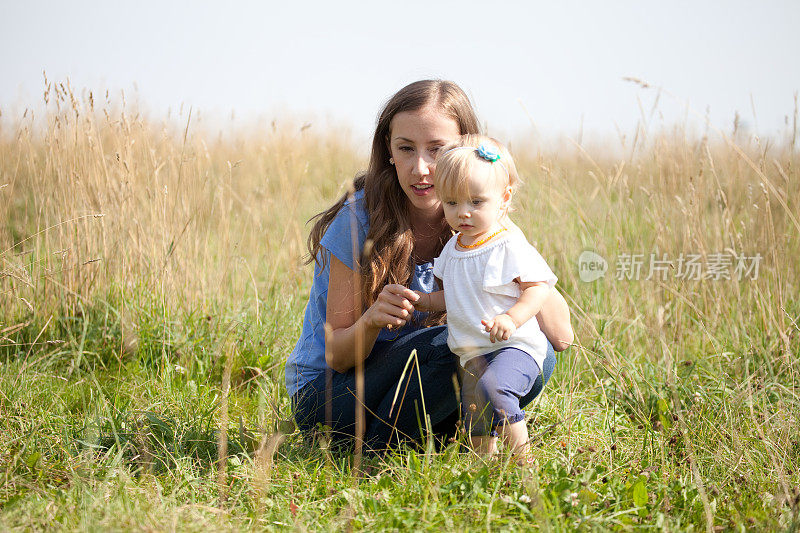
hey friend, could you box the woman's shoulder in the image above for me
[330,188,369,231]
[319,188,370,268]
[343,187,366,206]
[340,188,367,215]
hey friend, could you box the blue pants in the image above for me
[292,325,557,451]
[461,345,554,436]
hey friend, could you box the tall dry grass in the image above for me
[2,82,798,389]
[4,83,795,321]
[1,81,798,528]
[1,82,361,323]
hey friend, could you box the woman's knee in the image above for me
[540,342,558,386]
[395,326,445,353]
[393,327,458,377]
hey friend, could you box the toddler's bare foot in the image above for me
[514,451,535,467]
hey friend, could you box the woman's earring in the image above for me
[389,158,395,165]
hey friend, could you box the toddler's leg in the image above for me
[500,420,532,465]
[471,435,498,456]
[461,357,497,456]
[474,348,539,460]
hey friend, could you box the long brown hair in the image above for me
[307,80,481,314]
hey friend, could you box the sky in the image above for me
[1,0,798,145]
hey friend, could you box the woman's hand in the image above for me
[364,284,419,330]
[482,314,517,343]
[327,257,416,372]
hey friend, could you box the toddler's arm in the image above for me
[412,290,446,313]
[482,280,550,343]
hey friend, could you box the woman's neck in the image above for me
[408,205,445,237]
[408,204,446,263]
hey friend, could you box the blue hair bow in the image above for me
[476,143,500,162]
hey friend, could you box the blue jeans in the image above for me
[292,325,557,451]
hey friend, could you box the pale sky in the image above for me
[2,0,798,144]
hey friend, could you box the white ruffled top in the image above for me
[432,224,557,369]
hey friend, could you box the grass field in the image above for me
[1,83,798,531]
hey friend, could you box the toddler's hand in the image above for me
[482,314,517,343]
[411,290,428,312]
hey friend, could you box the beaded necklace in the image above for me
[456,227,507,249]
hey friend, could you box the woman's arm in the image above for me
[325,255,420,373]
[535,288,574,351]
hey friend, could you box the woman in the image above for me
[285,80,573,452]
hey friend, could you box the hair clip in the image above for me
[476,143,500,163]
[440,143,509,177]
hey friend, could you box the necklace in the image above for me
[457,227,507,249]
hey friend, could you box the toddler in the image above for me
[414,135,557,461]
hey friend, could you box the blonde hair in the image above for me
[435,134,520,202]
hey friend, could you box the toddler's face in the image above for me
[440,161,510,241]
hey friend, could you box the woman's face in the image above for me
[388,106,461,217]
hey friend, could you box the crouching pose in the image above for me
[285,81,573,453]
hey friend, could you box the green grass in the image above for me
[2,293,797,530]
[1,87,799,530]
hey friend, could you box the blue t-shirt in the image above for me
[284,189,438,397]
